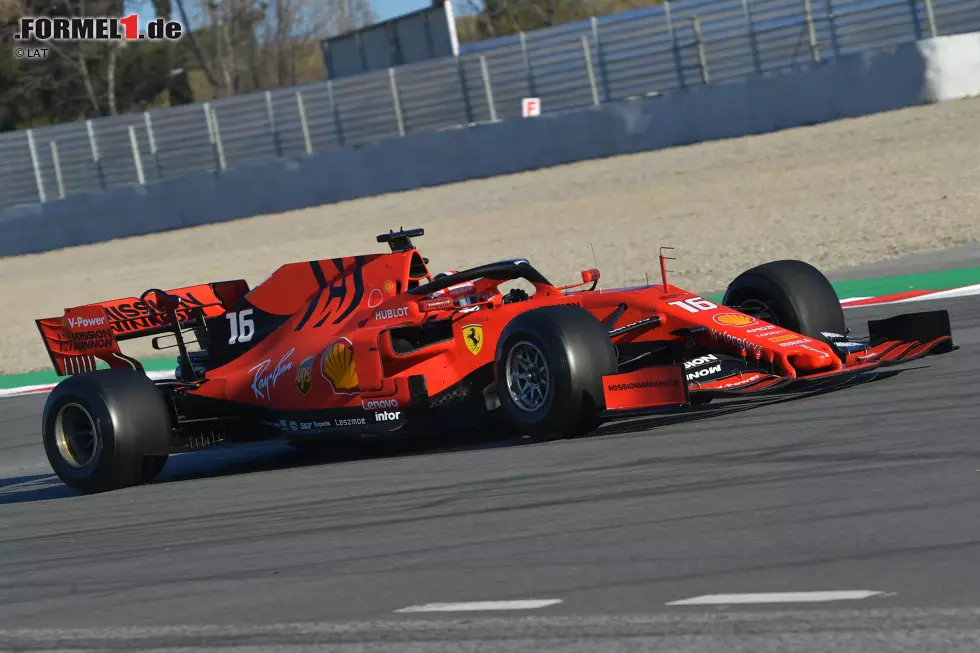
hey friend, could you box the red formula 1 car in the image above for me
[35,228,955,493]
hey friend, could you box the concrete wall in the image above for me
[919,32,980,101]
[4,33,979,259]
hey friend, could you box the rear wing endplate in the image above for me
[36,304,135,376]
[35,280,248,377]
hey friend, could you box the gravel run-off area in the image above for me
[2,96,979,375]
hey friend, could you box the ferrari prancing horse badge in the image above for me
[463,324,483,355]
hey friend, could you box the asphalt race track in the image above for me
[1,296,979,652]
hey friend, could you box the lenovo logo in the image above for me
[363,398,400,410]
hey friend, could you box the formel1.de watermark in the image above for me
[14,15,183,42]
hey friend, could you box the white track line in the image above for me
[395,599,563,613]
[666,591,887,606]
[0,370,175,398]
[892,283,980,303]
[0,383,58,397]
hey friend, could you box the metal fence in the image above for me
[2,0,978,209]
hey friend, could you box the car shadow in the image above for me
[152,430,530,487]
[596,367,909,437]
[0,432,530,505]
[0,473,80,504]
[0,366,916,505]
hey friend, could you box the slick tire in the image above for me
[41,369,173,494]
[495,305,617,441]
[722,259,846,340]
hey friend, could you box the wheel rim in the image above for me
[54,403,100,469]
[505,341,551,412]
[737,298,780,326]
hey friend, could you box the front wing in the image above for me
[599,309,955,414]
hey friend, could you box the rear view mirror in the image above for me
[557,268,601,292]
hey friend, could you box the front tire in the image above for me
[42,369,173,494]
[722,259,846,339]
[141,454,170,484]
[494,305,617,441]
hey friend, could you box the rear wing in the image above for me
[35,280,249,377]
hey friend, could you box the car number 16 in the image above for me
[226,309,255,344]
[667,297,719,313]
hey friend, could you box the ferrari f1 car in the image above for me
[36,228,955,493]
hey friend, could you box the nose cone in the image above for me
[786,340,837,372]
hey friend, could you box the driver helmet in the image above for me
[428,269,482,303]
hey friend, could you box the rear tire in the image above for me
[42,369,173,494]
[494,305,617,441]
[722,259,846,339]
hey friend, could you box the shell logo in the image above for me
[320,337,358,392]
[712,313,757,327]
[383,280,394,293]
